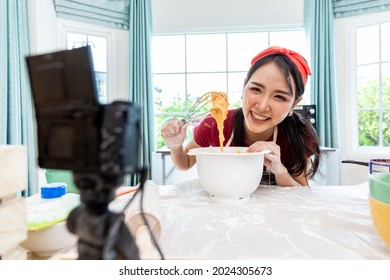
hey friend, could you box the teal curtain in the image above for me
[53,0,130,30]
[127,0,154,183]
[304,0,340,148]
[333,0,390,18]
[0,0,37,195]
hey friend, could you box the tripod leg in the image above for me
[67,205,140,260]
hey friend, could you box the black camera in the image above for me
[26,46,141,182]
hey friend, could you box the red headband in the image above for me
[251,46,311,85]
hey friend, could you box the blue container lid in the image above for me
[40,182,67,199]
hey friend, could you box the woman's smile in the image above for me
[251,111,271,122]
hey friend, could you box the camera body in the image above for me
[26,46,141,180]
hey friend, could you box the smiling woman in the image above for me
[160,46,320,187]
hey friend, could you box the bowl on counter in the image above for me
[20,221,77,257]
[188,147,270,202]
[369,168,390,249]
[20,185,80,258]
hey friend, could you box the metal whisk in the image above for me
[177,92,224,127]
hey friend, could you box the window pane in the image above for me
[151,30,308,149]
[357,25,379,65]
[382,63,390,108]
[88,36,107,72]
[187,73,227,99]
[153,74,186,109]
[227,32,268,71]
[383,110,390,147]
[67,33,87,49]
[152,36,185,73]
[270,30,308,58]
[153,74,187,149]
[67,32,108,103]
[381,23,390,62]
[95,72,107,104]
[359,110,379,146]
[227,72,246,107]
[357,64,379,109]
[186,34,226,72]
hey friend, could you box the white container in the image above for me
[24,183,80,230]
[20,183,79,257]
[188,147,270,202]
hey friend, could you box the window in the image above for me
[58,20,115,104]
[152,30,308,149]
[355,22,390,148]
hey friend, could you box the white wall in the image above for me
[152,0,304,34]
[28,0,305,53]
[27,0,57,54]
[334,16,363,185]
[27,0,129,100]
[27,0,58,187]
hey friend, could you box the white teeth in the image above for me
[252,112,269,121]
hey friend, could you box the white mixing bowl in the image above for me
[188,147,270,202]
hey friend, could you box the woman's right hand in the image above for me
[160,118,190,148]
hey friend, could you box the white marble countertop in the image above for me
[154,180,390,260]
[25,180,390,260]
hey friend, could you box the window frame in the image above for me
[152,29,309,149]
[346,12,390,155]
[57,19,117,103]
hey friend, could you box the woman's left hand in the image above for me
[247,141,287,176]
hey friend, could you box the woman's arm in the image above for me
[161,118,200,170]
[170,138,199,171]
[247,141,311,187]
[270,157,312,187]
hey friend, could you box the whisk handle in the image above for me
[177,118,186,128]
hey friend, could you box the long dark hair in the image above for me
[233,54,321,179]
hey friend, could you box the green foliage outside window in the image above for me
[155,96,210,149]
[357,76,390,147]
[155,97,241,149]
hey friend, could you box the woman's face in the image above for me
[241,61,300,135]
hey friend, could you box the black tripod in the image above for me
[67,172,141,260]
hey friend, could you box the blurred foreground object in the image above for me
[0,145,28,260]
